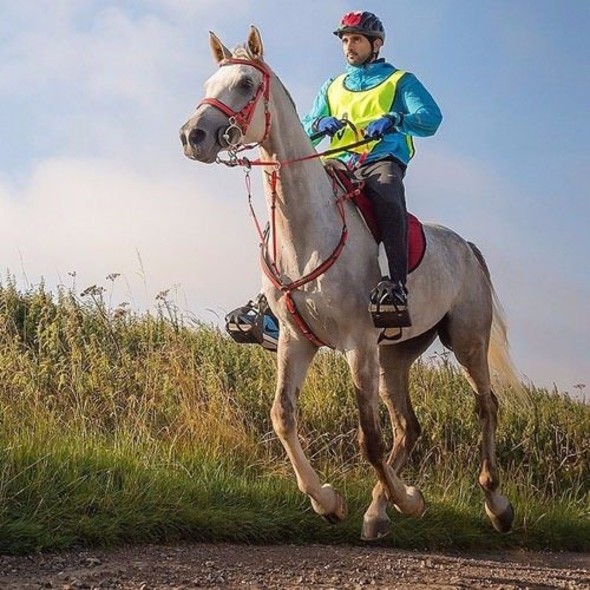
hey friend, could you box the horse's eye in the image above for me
[237,77,254,92]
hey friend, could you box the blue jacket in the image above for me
[302,59,442,166]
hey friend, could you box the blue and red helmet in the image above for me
[333,11,385,41]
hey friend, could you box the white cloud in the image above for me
[0,156,261,319]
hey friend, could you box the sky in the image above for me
[0,1,589,395]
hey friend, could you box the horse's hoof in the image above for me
[394,486,426,518]
[485,499,514,533]
[361,515,391,541]
[312,485,347,524]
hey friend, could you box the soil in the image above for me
[0,543,588,590]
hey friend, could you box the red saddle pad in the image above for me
[328,166,426,273]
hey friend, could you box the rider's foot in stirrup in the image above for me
[368,278,412,328]
[225,293,279,351]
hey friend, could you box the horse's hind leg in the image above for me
[270,334,346,523]
[446,320,514,533]
[346,345,424,539]
[361,332,435,541]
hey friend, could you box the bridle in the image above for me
[198,58,272,152]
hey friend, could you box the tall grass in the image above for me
[0,277,588,554]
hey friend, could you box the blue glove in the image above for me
[364,115,399,139]
[315,116,345,137]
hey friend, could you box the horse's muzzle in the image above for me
[179,122,219,163]
[180,100,243,162]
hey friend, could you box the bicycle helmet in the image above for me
[333,11,385,41]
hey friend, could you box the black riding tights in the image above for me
[354,158,408,286]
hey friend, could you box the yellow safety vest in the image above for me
[326,69,406,154]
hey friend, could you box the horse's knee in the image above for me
[270,394,296,438]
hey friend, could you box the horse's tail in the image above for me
[468,242,529,405]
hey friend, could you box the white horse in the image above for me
[180,27,520,540]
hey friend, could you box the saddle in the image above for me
[325,161,426,274]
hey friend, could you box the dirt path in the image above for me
[0,543,588,589]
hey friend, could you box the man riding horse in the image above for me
[183,18,518,540]
[227,10,442,344]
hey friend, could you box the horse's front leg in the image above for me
[270,331,347,523]
[346,346,425,538]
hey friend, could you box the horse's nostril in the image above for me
[189,128,206,148]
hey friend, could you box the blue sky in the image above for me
[0,1,588,395]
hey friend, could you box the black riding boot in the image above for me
[354,158,411,328]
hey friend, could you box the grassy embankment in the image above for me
[0,278,588,554]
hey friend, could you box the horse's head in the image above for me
[180,26,271,163]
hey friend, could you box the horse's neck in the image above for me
[258,78,341,271]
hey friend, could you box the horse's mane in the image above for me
[232,44,251,59]
[232,44,298,113]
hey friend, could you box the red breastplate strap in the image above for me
[256,171,360,349]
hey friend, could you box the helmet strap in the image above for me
[367,38,380,63]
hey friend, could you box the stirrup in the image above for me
[225,294,279,352]
[368,280,412,329]
[225,300,261,344]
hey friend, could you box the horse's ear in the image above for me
[209,31,232,64]
[247,25,264,60]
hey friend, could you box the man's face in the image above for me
[341,33,381,65]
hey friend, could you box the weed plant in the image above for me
[0,278,588,554]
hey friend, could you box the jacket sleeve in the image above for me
[301,79,334,144]
[390,73,442,138]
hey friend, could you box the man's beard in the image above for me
[346,52,362,65]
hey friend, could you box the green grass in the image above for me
[0,277,588,554]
